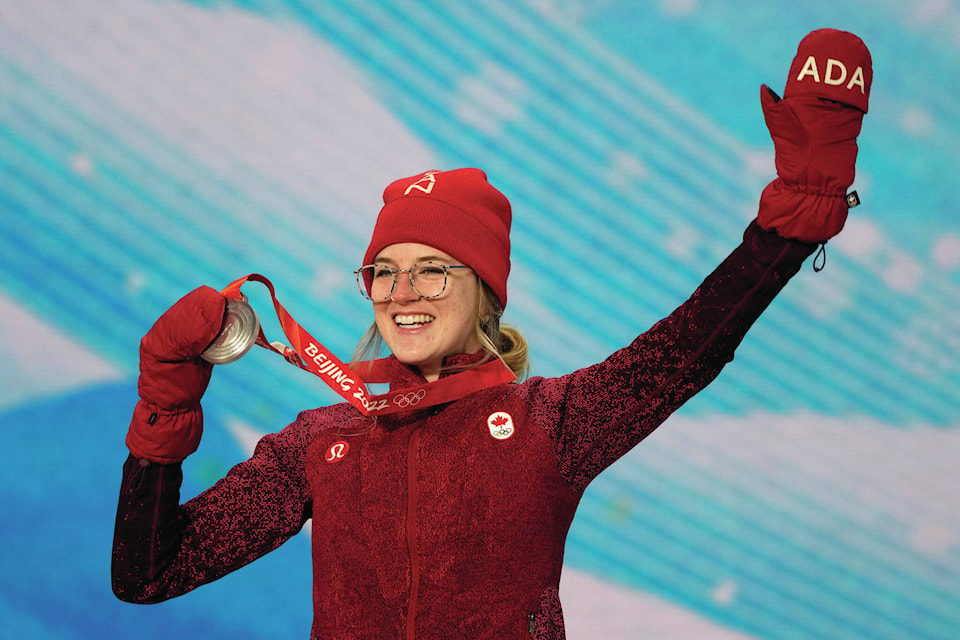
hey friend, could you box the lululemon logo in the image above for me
[487,412,515,440]
[393,390,427,408]
[404,171,439,195]
[325,441,349,463]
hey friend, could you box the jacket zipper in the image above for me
[406,427,423,640]
[528,612,536,635]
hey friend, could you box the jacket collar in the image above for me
[385,351,491,391]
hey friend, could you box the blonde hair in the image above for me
[350,280,529,381]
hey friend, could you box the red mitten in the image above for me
[126,286,226,463]
[758,28,872,243]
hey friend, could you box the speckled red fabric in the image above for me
[113,221,816,639]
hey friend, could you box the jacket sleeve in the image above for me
[111,420,313,603]
[529,220,817,491]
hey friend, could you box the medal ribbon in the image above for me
[220,274,516,416]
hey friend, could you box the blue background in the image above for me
[2,1,958,638]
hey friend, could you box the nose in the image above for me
[390,270,420,302]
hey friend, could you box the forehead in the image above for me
[374,242,457,265]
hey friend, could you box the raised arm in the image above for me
[534,222,816,490]
[533,29,872,491]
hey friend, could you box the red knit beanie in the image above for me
[363,168,512,308]
[785,28,872,113]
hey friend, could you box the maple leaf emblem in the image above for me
[487,412,514,440]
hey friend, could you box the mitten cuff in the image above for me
[126,400,203,464]
[758,179,850,243]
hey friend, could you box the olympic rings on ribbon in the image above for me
[393,389,427,408]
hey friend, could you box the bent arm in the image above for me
[112,426,312,603]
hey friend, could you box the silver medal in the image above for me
[201,297,260,364]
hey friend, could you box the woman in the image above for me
[113,29,871,640]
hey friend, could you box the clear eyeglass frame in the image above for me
[354,261,471,301]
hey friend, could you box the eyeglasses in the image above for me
[354,262,471,301]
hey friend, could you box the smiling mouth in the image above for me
[395,314,435,329]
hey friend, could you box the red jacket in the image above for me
[113,222,815,638]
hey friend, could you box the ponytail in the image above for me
[475,282,529,380]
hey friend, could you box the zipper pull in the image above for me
[528,612,536,635]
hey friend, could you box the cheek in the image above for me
[372,305,392,333]
[449,298,481,344]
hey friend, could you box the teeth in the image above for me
[395,314,434,327]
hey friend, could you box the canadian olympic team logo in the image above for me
[393,389,426,408]
[486,412,515,440]
[325,441,349,463]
